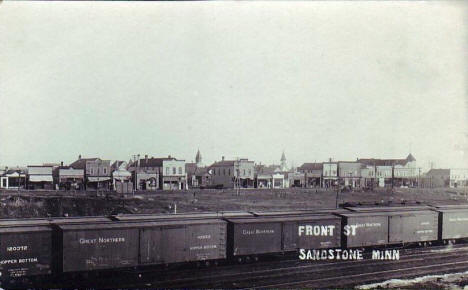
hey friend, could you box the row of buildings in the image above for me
[200,153,421,189]
[0,155,187,192]
[0,151,467,191]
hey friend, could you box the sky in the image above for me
[0,1,467,171]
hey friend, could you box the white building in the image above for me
[450,169,468,188]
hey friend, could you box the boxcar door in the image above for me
[139,227,163,265]
[389,215,403,244]
[282,222,298,251]
[161,226,186,263]
[187,223,227,261]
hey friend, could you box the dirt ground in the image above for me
[1,187,468,218]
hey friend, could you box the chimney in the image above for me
[168,155,172,159]
[145,155,148,162]
[61,161,64,166]
[222,156,225,161]
[78,154,82,160]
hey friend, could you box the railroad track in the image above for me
[42,243,468,288]
[148,246,468,288]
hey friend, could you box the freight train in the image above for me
[1,204,468,285]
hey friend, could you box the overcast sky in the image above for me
[0,1,466,170]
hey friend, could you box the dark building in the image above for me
[54,165,85,190]
[298,163,323,187]
[70,156,111,190]
[423,169,450,188]
[128,155,186,190]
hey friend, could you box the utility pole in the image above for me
[418,168,421,188]
[335,183,340,209]
[391,162,395,194]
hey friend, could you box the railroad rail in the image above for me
[29,243,468,288]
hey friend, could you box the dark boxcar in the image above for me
[57,223,139,272]
[250,212,342,250]
[438,208,468,240]
[339,212,389,247]
[281,215,341,250]
[388,210,438,243]
[139,219,227,265]
[226,217,283,256]
[0,225,52,279]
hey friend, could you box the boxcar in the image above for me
[0,221,52,279]
[250,212,342,250]
[138,219,227,265]
[347,207,438,243]
[339,208,438,247]
[226,217,283,256]
[226,214,341,256]
[436,208,468,240]
[339,212,389,247]
[282,214,341,251]
[56,222,139,272]
[387,209,438,243]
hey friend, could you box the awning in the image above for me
[60,174,84,179]
[113,170,131,178]
[6,172,26,178]
[87,177,111,182]
[257,175,272,179]
[29,175,53,182]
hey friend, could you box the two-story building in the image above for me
[111,161,132,193]
[360,165,376,188]
[209,157,255,188]
[128,155,159,191]
[358,154,418,188]
[298,163,323,188]
[27,165,54,190]
[129,155,187,190]
[322,160,338,188]
[338,161,362,188]
[70,156,112,190]
[161,157,187,190]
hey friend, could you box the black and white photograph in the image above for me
[0,0,467,288]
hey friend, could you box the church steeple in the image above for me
[280,150,287,171]
[281,151,286,162]
[195,149,202,166]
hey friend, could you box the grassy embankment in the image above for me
[0,187,467,218]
